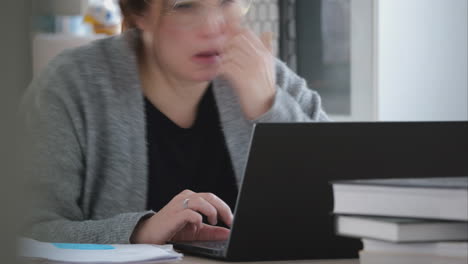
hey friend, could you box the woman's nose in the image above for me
[198,13,227,38]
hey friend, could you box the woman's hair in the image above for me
[119,0,151,31]
[119,0,167,61]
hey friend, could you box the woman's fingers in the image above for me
[163,190,234,243]
[132,189,235,244]
[183,196,218,226]
[195,225,231,241]
[198,193,234,227]
[172,223,231,242]
[176,190,234,227]
[169,194,232,242]
[260,32,274,53]
[222,51,249,72]
[231,34,260,56]
[222,30,273,78]
[224,31,264,59]
[178,189,195,198]
[244,29,269,52]
[166,210,202,242]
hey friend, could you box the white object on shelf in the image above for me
[32,33,105,77]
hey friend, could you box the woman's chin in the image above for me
[190,71,220,82]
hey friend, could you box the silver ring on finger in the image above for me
[183,198,190,209]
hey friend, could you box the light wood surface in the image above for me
[177,256,359,264]
[22,256,359,264]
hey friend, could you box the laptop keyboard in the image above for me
[188,240,228,250]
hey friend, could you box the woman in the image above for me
[21,0,328,245]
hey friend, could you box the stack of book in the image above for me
[331,177,468,264]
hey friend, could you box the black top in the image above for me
[145,85,238,213]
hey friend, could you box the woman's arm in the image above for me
[221,29,329,123]
[252,58,330,123]
[19,57,153,244]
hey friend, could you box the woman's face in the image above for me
[138,0,248,83]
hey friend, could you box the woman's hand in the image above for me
[220,29,276,121]
[131,190,233,244]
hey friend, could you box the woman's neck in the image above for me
[138,51,210,129]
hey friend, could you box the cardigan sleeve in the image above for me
[19,53,153,244]
[252,59,330,123]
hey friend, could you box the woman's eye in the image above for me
[174,3,193,9]
[173,2,195,10]
[221,0,235,5]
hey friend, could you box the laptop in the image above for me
[173,121,468,261]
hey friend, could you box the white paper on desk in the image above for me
[19,238,183,264]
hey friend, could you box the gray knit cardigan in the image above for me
[20,30,328,244]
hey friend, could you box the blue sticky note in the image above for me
[52,243,115,250]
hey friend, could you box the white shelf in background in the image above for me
[32,33,106,77]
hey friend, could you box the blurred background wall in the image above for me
[0,0,31,263]
[376,0,467,121]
